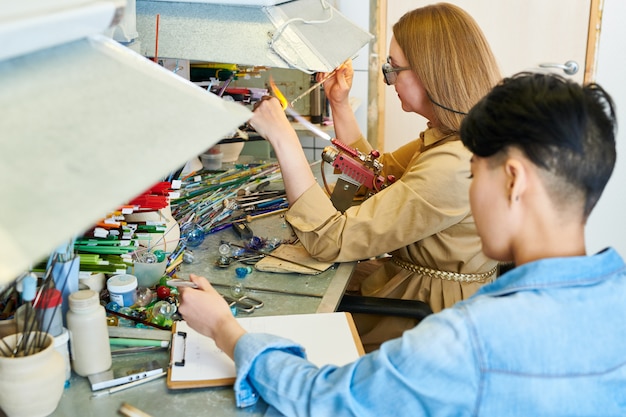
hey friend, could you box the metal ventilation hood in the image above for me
[0,0,251,285]
[136,0,373,73]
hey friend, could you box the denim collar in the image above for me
[475,247,626,298]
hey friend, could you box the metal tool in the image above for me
[222,294,264,313]
[321,139,396,212]
[228,242,326,273]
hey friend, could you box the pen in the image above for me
[91,371,167,398]
[166,279,199,288]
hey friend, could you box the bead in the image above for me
[151,315,167,326]
[153,300,177,318]
[117,307,135,327]
[231,247,245,257]
[136,287,155,307]
[218,243,231,256]
[106,301,120,312]
[216,256,231,267]
[180,222,206,248]
[140,252,158,264]
[156,285,171,300]
[247,236,263,250]
[266,237,281,250]
[230,283,245,298]
[153,250,167,262]
[182,250,195,264]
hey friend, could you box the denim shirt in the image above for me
[233,248,626,416]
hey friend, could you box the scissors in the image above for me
[214,254,265,268]
[222,294,264,313]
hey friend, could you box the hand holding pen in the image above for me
[177,274,246,360]
[166,279,198,288]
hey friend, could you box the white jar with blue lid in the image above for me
[106,274,138,307]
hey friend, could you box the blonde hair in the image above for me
[393,3,501,133]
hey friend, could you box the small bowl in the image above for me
[221,142,244,163]
[200,152,223,170]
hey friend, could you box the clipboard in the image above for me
[167,312,365,389]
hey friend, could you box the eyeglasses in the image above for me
[381,57,411,85]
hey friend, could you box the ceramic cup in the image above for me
[0,332,65,417]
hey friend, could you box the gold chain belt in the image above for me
[392,257,497,283]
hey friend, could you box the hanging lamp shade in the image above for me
[0,0,252,285]
[136,0,373,73]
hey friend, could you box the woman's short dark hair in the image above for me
[461,72,617,218]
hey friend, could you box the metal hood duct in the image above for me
[0,0,251,285]
[136,0,373,73]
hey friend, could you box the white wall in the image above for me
[383,1,590,153]
[585,0,626,255]
[377,1,626,255]
[333,0,370,140]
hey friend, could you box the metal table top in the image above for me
[49,211,355,417]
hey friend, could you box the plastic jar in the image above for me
[107,274,138,307]
[66,290,112,376]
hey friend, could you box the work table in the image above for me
[48,209,355,417]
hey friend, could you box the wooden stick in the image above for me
[118,402,155,417]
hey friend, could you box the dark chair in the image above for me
[337,294,433,321]
[337,262,514,321]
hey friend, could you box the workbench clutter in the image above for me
[169,161,286,236]
[190,62,269,107]
[0,161,334,416]
[0,181,178,410]
[189,61,269,144]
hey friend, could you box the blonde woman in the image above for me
[251,3,501,350]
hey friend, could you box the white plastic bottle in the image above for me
[66,290,112,376]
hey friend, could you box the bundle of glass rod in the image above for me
[0,256,73,357]
[71,182,175,273]
[171,162,286,233]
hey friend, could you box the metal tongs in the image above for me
[222,295,264,313]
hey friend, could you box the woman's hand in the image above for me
[178,274,246,359]
[319,60,362,145]
[249,96,295,146]
[322,60,354,107]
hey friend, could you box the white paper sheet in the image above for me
[170,313,362,383]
